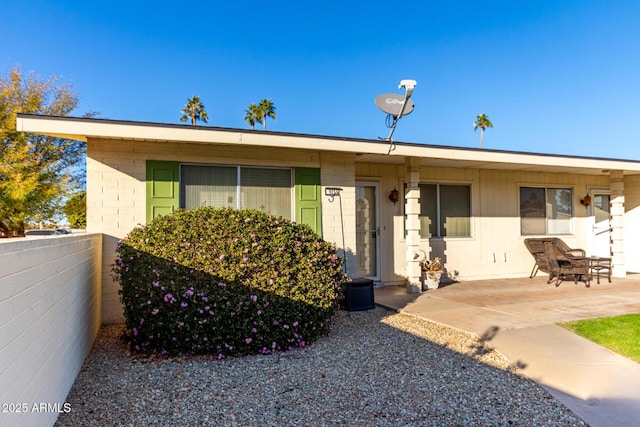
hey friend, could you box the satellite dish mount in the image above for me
[375,79,417,154]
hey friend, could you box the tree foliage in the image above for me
[244,99,277,131]
[473,113,493,148]
[64,191,86,228]
[244,103,260,130]
[0,66,84,235]
[257,98,276,130]
[180,95,208,125]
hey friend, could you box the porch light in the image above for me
[580,195,592,207]
[389,187,399,204]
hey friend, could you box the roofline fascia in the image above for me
[15,113,640,173]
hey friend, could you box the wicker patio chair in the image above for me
[524,238,586,278]
[552,238,586,259]
[524,238,551,277]
[543,241,591,287]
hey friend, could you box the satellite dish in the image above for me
[375,93,415,117]
[375,79,417,154]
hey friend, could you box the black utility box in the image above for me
[343,278,375,311]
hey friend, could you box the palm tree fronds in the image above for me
[473,114,493,148]
[180,95,208,126]
[257,98,276,130]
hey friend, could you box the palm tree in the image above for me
[473,114,493,148]
[244,103,261,130]
[180,96,209,126]
[257,98,276,130]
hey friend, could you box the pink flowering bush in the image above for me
[113,207,346,357]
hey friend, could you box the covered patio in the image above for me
[374,275,640,426]
[375,275,640,328]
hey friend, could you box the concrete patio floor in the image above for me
[374,274,640,427]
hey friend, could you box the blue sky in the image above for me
[3,0,639,158]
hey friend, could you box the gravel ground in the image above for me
[55,307,586,426]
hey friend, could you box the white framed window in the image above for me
[408,183,471,238]
[520,187,573,235]
[180,164,292,219]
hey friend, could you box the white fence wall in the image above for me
[0,233,102,427]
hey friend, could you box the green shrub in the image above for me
[113,207,346,357]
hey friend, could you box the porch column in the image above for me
[610,170,626,278]
[405,157,422,293]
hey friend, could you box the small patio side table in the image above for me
[589,257,612,284]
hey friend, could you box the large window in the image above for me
[415,183,471,238]
[181,165,292,219]
[520,187,573,235]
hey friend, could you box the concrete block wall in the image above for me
[0,233,102,427]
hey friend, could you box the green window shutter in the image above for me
[146,160,179,223]
[295,167,322,235]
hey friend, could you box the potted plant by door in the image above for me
[420,256,445,290]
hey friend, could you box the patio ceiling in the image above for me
[17,114,640,176]
[354,152,632,176]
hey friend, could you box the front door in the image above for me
[590,189,612,257]
[355,181,380,280]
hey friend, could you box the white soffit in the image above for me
[16,114,640,175]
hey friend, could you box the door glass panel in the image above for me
[356,185,377,278]
[593,193,611,256]
[594,194,610,223]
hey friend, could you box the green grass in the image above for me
[559,313,640,363]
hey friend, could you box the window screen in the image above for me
[181,165,292,219]
[182,165,237,209]
[241,168,292,219]
[520,187,572,235]
[415,183,471,238]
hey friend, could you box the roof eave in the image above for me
[16,114,640,175]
